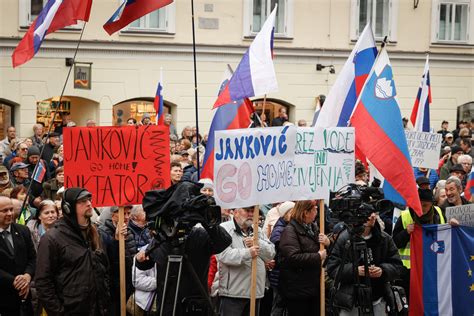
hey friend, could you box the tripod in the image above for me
[330,226,374,316]
[159,236,217,316]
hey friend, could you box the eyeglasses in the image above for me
[19,147,28,151]
[461,162,472,165]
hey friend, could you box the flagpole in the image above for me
[19,23,88,221]
[190,0,201,179]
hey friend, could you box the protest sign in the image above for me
[404,131,442,169]
[292,127,355,200]
[446,204,474,227]
[64,125,170,207]
[214,126,296,209]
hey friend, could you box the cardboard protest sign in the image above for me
[446,204,474,227]
[214,126,296,209]
[64,125,170,207]
[292,127,355,200]
[405,131,442,169]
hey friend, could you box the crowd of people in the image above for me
[0,113,473,316]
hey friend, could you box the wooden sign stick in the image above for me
[118,206,126,316]
[319,199,326,316]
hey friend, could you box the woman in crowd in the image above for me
[42,166,64,200]
[278,200,329,315]
[26,199,59,250]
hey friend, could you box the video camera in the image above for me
[329,183,393,229]
[142,181,221,239]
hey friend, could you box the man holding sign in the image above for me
[217,206,275,316]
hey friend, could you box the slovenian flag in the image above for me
[350,47,422,216]
[201,67,254,180]
[103,0,173,35]
[410,55,432,132]
[12,0,93,67]
[315,23,377,128]
[154,82,164,125]
[464,166,474,201]
[33,161,47,183]
[410,224,474,316]
[213,5,278,108]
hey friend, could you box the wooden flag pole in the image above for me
[319,199,326,316]
[250,205,260,316]
[260,94,267,126]
[118,206,126,316]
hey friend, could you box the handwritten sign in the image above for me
[64,126,170,207]
[446,204,474,227]
[214,126,296,209]
[405,131,442,169]
[292,127,355,200]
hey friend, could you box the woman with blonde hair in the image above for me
[27,199,59,250]
[278,200,329,315]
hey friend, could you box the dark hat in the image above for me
[451,145,463,154]
[10,162,30,172]
[418,188,433,202]
[48,132,60,138]
[27,146,41,158]
[62,187,92,218]
[450,164,466,174]
[442,120,448,124]
[402,117,409,122]
[416,176,430,186]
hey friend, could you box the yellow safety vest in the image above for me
[399,206,445,269]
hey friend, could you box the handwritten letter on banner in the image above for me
[64,126,170,207]
[214,126,355,209]
[405,131,442,169]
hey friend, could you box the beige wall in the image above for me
[0,0,473,137]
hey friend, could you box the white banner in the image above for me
[214,126,296,209]
[292,127,355,200]
[213,126,355,209]
[446,204,474,227]
[405,131,442,169]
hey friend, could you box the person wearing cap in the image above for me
[416,176,431,190]
[439,145,464,180]
[41,132,60,164]
[442,132,455,148]
[267,201,295,316]
[35,188,110,315]
[141,113,152,126]
[392,188,446,300]
[0,196,36,316]
[98,204,136,315]
[217,205,275,315]
[10,162,31,187]
[449,163,466,184]
[199,178,214,196]
[413,167,439,190]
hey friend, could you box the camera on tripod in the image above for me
[142,181,221,240]
[329,183,393,228]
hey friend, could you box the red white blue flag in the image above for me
[154,82,164,125]
[315,24,377,128]
[213,6,278,108]
[12,0,93,67]
[464,166,474,201]
[33,161,47,183]
[410,224,474,316]
[103,0,173,35]
[201,68,254,180]
[350,47,422,216]
[410,55,432,132]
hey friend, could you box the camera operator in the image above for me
[326,211,403,315]
[135,183,231,316]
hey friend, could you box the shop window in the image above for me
[0,103,14,140]
[36,97,71,129]
[113,99,172,126]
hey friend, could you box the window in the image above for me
[19,0,82,29]
[438,2,469,42]
[244,0,293,38]
[124,3,175,34]
[350,0,398,41]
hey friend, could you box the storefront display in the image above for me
[36,97,71,128]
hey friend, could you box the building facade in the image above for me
[0,0,473,139]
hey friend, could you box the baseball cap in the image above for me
[450,164,466,174]
[416,176,430,186]
[10,162,30,172]
[446,133,453,138]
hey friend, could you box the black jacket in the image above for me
[137,224,231,315]
[98,219,137,302]
[278,219,322,299]
[35,217,110,316]
[326,222,402,303]
[0,223,36,312]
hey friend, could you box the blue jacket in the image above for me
[269,217,288,288]
[413,167,438,190]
